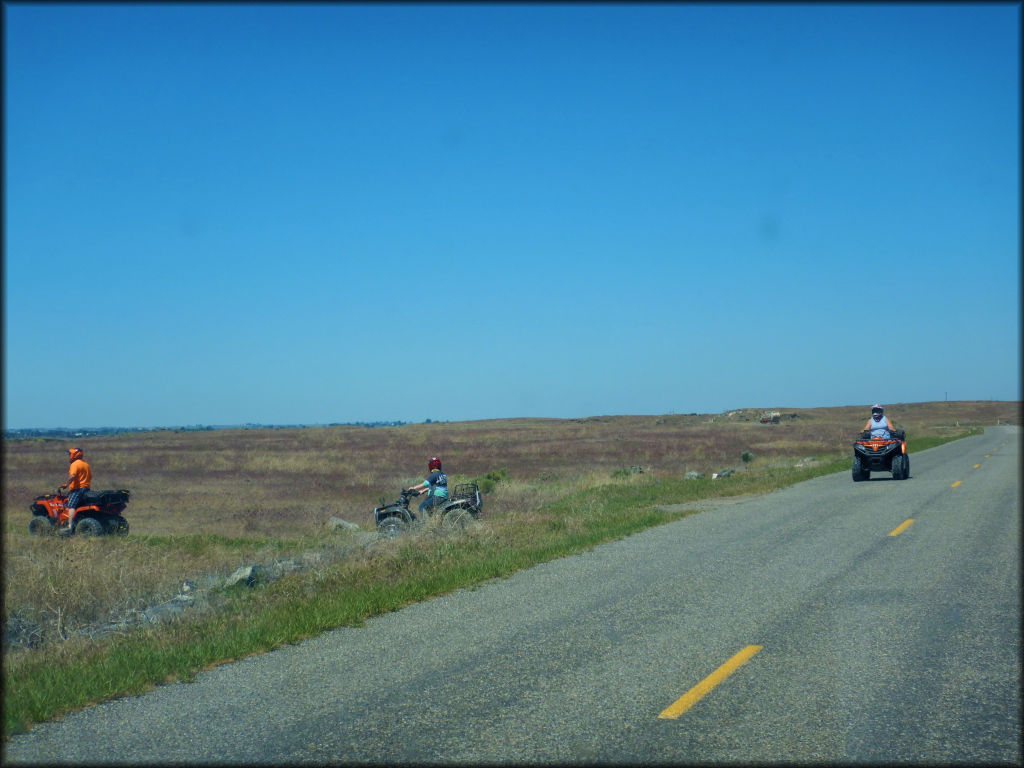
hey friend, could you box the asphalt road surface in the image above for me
[5,426,1019,764]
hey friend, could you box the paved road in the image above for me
[5,426,1019,764]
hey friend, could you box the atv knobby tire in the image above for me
[851,455,869,482]
[74,517,106,537]
[28,516,53,536]
[377,515,409,539]
[441,506,475,532]
[891,455,907,480]
[105,515,130,535]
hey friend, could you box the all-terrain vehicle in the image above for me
[29,488,131,536]
[374,483,482,538]
[852,429,909,481]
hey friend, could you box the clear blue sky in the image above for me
[4,3,1020,429]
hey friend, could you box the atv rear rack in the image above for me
[450,483,480,501]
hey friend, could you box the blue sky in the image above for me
[4,3,1019,429]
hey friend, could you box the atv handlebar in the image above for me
[389,488,419,505]
[858,429,905,441]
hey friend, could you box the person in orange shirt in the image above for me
[60,447,92,533]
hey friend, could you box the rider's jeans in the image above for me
[419,495,444,516]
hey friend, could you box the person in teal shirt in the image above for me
[407,456,448,517]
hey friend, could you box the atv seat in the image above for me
[79,490,102,505]
[77,489,130,506]
[99,489,130,505]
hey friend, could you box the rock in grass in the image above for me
[326,516,360,532]
[224,565,257,588]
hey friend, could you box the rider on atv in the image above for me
[60,447,92,533]
[863,404,896,439]
[406,457,448,518]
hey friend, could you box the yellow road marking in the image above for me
[985,454,991,458]
[889,519,914,537]
[952,480,962,488]
[973,464,980,469]
[658,645,763,719]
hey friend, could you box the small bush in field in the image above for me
[741,451,754,464]
[473,468,508,494]
[611,466,644,479]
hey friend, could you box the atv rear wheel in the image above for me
[377,516,409,539]
[441,506,475,531]
[28,516,54,536]
[74,517,106,537]
[105,516,130,535]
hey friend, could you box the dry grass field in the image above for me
[3,400,1018,656]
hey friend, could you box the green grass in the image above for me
[137,533,310,555]
[905,428,982,454]
[1,428,982,737]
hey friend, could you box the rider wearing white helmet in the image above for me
[864,405,896,439]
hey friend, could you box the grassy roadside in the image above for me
[2,429,981,736]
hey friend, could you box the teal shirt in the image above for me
[422,470,448,497]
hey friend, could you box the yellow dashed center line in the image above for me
[659,645,763,719]
[951,480,962,488]
[889,519,914,537]
[973,464,980,469]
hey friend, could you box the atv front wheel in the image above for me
[74,518,106,537]
[891,455,906,480]
[852,456,868,482]
[28,516,54,536]
[377,516,409,539]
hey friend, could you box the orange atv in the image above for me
[852,429,909,481]
[29,488,130,536]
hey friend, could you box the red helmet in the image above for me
[428,457,442,472]
[68,447,83,462]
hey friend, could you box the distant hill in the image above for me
[3,421,411,440]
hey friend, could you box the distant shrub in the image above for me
[472,468,508,494]
[612,466,644,479]
[741,451,754,464]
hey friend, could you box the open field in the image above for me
[2,400,1018,734]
